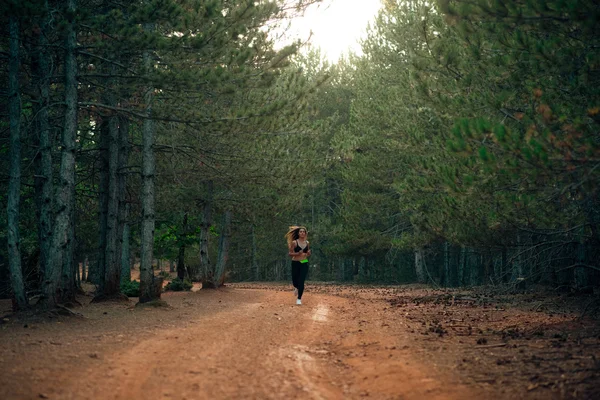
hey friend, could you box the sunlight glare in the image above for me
[285,0,382,62]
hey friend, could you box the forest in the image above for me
[2,1,600,399]
[2,0,599,307]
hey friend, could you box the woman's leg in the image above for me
[297,263,309,299]
[291,261,300,289]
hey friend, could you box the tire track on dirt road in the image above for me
[58,288,483,400]
[110,291,309,400]
[64,290,343,400]
[275,301,341,399]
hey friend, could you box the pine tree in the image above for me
[7,9,28,310]
[31,0,54,285]
[45,0,79,307]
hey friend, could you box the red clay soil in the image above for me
[0,282,598,400]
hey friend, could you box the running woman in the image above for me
[285,226,311,305]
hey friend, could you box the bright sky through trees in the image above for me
[286,0,382,62]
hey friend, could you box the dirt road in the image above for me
[1,286,485,400]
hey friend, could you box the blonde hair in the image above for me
[285,226,308,247]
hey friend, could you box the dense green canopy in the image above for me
[1,0,599,307]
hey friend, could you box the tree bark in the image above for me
[198,181,213,282]
[82,257,88,282]
[460,246,468,286]
[96,121,109,291]
[60,0,78,302]
[414,249,426,284]
[94,65,122,298]
[139,22,158,303]
[513,233,523,281]
[575,233,588,290]
[470,252,480,286]
[71,193,78,291]
[252,224,259,281]
[501,246,508,284]
[120,204,131,284]
[7,15,28,311]
[443,241,450,287]
[76,260,81,287]
[32,0,53,284]
[118,118,130,284]
[177,212,188,280]
[103,98,121,295]
[213,210,232,287]
[45,0,78,307]
[358,257,366,281]
[483,250,492,285]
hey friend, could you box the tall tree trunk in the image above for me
[86,258,97,286]
[61,0,78,301]
[45,0,78,307]
[575,228,588,290]
[177,212,188,280]
[103,101,121,295]
[513,233,523,281]
[368,258,375,282]
[120,204,131,284]
[96,121,109,291]
[358,257,366,281]
[279,260,284,281]
[483,250,492,285]
[470,251,480,286]
[7,15,28,311]
[443,241,450,287]
[76,260,81,287]
[252,224,259,281]
[139,22,159,303]
[95,66,121,298]
[198,181,213,282]
[214,210,232,287]
[501,246,508,284]
[71,206,78,290]
[414,249,426,284]
[458,246,465,286]
[32,1,53,284]
[82,257,88,282]
[118,118,130,285]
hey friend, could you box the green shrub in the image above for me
[164,277,193,292]
[121,280,140,297]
